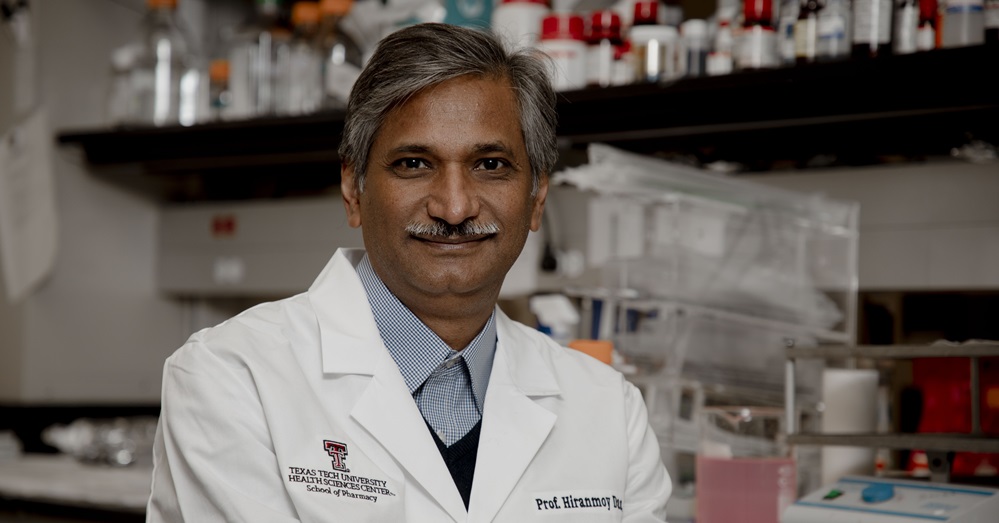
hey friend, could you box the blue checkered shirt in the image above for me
[356,255,496,446]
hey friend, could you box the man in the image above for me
[148,23,670,522]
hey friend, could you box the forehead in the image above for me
[374,75,525,150]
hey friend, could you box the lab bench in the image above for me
[0,454,149,522]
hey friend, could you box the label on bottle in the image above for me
[795,17,819,58]
[779,17,798,61]
[738,26,780,69]
[816,0,850,58]
[587,40,616,87]
[853,0,893,44]
[917,23,937,48]
[706,51,733,75]
[818,13,848,39]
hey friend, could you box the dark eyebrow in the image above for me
[388,144,433,155]
[388,142,514,156]
[472,142,513,155]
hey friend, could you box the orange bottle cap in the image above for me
[292,1,321,26]
[320,0,353,16]
[147,0,177,8]
[209,59,230,82]
[567,339,614,366]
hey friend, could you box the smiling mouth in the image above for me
[411,233,494,245]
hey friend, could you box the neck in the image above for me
[401,291,497,350]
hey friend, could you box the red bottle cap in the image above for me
[743,0,773,26]
[588,10,622,41]
[918,0,938,22]
[542,13,585,40]
[633,0,659,25]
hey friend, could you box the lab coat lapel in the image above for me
[469,312,560,523]
[351,354,468,522]
[310,249,467,522]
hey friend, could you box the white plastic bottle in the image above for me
[852,0,894,57]
[942,0,986,46]
[631,25,680,82]
[818,0,851,59]
[537,13,587,91]
[681,19,709,77]
[778,0,801,64]
[587,10,628,87]
[707,20,735,75]
[894,0,921,53]
[987,0,999,41]
[492,0,550,50]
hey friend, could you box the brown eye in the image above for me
[396,158,429,170]
[476,158,507,171]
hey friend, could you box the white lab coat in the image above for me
[148,248,671,522]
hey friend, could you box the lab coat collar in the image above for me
[311,248,468,520]
[309,248,381,376]
[309,248,565,522]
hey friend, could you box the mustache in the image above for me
[406,220,500,238]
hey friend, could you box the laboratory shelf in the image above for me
[56,44,999,201]
[785,342,999,483]
[787,433,999,454]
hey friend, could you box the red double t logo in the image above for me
[324,440,349,472]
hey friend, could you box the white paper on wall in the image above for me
[0,109,58,302]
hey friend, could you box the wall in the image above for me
[744,160,999,291]
[0,0,204,404]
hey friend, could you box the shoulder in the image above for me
[499,314,630,394]
[167,293,314,373]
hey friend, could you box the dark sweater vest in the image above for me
[426,419,482,509]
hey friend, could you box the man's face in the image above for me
[341,75,548,305]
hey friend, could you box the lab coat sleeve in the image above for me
[147,339,301,523]
[622,379,672,522]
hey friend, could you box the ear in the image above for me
[341,163,362,228]
[529,175,549,232]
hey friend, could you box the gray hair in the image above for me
[338,23,558,195]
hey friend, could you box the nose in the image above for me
[426,165,480,225]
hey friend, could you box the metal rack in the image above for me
[784,343,999,482]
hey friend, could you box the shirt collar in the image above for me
[355,254,496,412]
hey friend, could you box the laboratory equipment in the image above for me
[697,406,797,523]
[319,0,362,110]
[852,0,894,57]
[281,1,323,116]
[228,0,287,118]
[125,0,204,127]
[491,0,550,51]
[537,13,587,91]
[631,24,680,82]
[783,476,999,522]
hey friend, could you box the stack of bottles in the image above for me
[492,0,998,92]
[224,0,361,120]
[106,0,206,127]
[107,0,998,126]
[108,0,362,127]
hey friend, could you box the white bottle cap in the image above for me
[630,24,679,44]
[681,18,708,38]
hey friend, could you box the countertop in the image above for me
[0,454,151,514]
